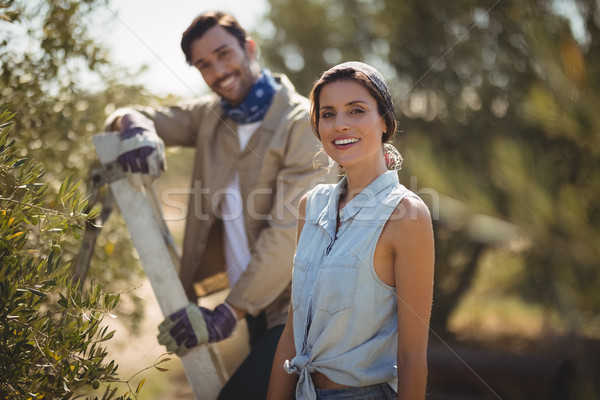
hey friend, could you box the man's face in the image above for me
[190,25,260,106]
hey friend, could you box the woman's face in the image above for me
[317,79,387,173]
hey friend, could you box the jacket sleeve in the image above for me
[137,101,205,147]
[105,98,215,148]
[225,112,334,317]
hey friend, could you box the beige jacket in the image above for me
[136,74,334,327]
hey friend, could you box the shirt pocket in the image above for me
[316,256,359,314]
[291,254,310,311]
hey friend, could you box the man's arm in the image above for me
[106,99,214,148]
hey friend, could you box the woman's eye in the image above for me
[349,108,364,114]
[321,111,334,118]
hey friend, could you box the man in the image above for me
[107,11,333,399]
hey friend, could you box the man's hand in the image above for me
[200,303,238,342]
[157,303,238,356]
[115,111,166,178]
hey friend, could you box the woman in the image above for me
[267,61,434,400]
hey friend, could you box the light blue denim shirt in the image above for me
[284,171,420,399]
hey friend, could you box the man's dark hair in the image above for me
[181,11,247,65]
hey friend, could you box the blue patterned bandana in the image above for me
[221,69,279,124]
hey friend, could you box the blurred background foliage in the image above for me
[2,0,600,397]
[257,0,600,341]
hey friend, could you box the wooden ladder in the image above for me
[93,132,228,400]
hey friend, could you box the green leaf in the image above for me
[27,288,45,297]
[11,158,26,168]
[135,378,145,395]
[57,175,72,201]
[97,330,115,342]
[101,386,117,400]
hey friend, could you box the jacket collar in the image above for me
[260,74,299,133]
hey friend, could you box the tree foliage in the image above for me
[257,0,600,334]
[0,0,174,329]
[0,1,184,395]
[0,107,138,399]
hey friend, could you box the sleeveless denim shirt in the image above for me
[284,171,420,399]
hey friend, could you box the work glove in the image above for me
[157,302,238,356]
[116,111,166,179]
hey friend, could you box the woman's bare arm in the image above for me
[266,305,297,399]
[266,194,308,399]
[390,197,434,399]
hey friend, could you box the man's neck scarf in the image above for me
[221,69,279,124]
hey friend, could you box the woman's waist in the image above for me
[303,353,397,389]
[310,371,350,390]
[310,371,395,395]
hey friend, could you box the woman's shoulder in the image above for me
[389,191,431,222]
[384,193,433,243]
[375,194,434,272]
[377,181,419,210]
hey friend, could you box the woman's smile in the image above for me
[318,80,386,173]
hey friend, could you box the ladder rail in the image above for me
[93,132,227,400]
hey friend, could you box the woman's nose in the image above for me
[334,114,349,131]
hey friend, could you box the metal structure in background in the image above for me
[78,132,227,400]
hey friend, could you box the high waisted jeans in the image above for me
[315,383,396,400]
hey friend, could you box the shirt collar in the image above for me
[317,171,399,237]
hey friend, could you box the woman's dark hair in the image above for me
[181,11,247,65]
[309,65,397,143]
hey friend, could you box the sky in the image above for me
[91,0,585,99]
[100,0,269,97]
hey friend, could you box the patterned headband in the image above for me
[330,61,395,119]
